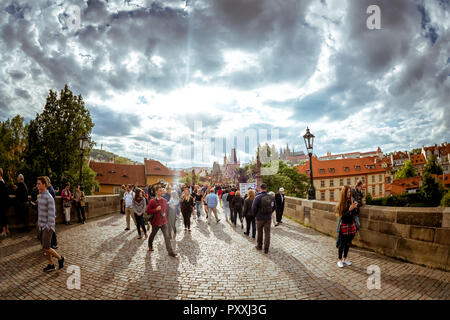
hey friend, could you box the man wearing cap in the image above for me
[275,187,285,226]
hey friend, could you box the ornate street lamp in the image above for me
[303,127,316,200]
[79,133,89,189]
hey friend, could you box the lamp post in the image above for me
[79,134,89,189]
[303,127,316,200]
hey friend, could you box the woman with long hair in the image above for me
[180,188,195,232]
[335,185,359,268]
[132,188,147,239]
[243,189,256,238]
[231,191,244,228]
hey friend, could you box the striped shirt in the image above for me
[38,190,56,232]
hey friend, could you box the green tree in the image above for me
[0,115,27,188]
[441,190,450,207]
[423,154,443,175]
[421,171,443,206]
[263,160,308,198]
[394,160,417,179]
[22,85,95,191]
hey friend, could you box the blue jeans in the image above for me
[195,201,202,217]
[354,215,360,231]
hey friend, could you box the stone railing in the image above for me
[4,194,120,229]
[284,196,450,272]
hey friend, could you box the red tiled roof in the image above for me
[89,161,146,186]
[392,151,408,160]
[144,159,175,176]
[424,144,450,157]
[409,153,426,165]
[296,156,386,178]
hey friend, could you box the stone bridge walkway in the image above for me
[1,207,449,300]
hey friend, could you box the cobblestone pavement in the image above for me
[1,207,449,300]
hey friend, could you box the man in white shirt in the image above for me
[123,184,136,231]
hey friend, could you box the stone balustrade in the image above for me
[284,196,450,271]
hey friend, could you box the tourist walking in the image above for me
[123,184,136,231]
[119,185,126,214]
[44,177,58,249]
[231,190,244,228]
[73,185,86,224]
[167,190,179,239]
[146,186,177,257]
[222,188,230,222]
[61,182,72,225]
[252,184,274,254]
[243,189,256,238]
[268,191,278,227]
[351,180,364,231]
[133,188,147,239]
[180,188,195,231]
[0,168,10,237]
[336,185,358,268]
[14,174,29,232]
[228,188,236,225]
[193,187,203,218]
[275,187,285,226]
[36,176,65,272]
[205,188,221,224]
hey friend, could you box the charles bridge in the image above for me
[0,194,449,300]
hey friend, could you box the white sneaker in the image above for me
[344,260,352,266]
[337,261,344,268]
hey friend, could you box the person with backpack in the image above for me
[231,191,244,228]
[251,183,274,254]
[205,188,221,224]
[243,189,256,238]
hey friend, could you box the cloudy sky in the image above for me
[0,0,449,168]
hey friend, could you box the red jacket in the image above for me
[146,197,168,227]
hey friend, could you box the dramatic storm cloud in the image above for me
[0,0,448,167]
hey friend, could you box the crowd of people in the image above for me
[0,165,364,271]
[117,181,288,257]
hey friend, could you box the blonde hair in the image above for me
[181,188,191,201]
[335,185,351,217]
[235,191,241,197]
[247,190,255,200]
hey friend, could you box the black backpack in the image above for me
[259,194,273,216]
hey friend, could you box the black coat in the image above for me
[15,182,28,204]
[275,193,285,211]
[0,180,9,212]
[243,198,254,218]
[180,196,194,214]
[231,196,244,212]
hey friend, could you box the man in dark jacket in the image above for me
[274,187,285,226]
[15,174,29,232]
[251,183,274,254]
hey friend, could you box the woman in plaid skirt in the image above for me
[335,185,359,268]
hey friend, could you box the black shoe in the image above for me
[148,246,153,251]
[82,221,85,224]
[255,246,262,251]
[168,252,177,257]
[58,256,65,270]
[125,228,130,231]
[264,249,269,254]
[51,245,58,250]
[244,232,249,236]
[43,264,55,272]
[275,223,279,227]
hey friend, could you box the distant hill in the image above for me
[90,149,142,165]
